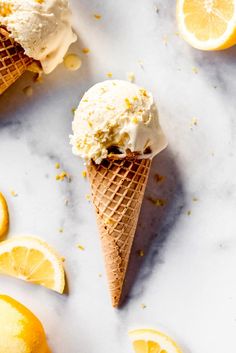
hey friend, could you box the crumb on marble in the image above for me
[141,303,147,309]
[137,249,145,257]
[71,107,76,115]
[98,273,102,278]
[148,197,166,207]
[82,170,87,178]
[77,244,85,251]
[190,117,198,128]
[82,48,90,54]
[155,173,165,183]
[64,199,69,206]
[61,257,66,262]
[138,60,144,69]
[85,194,91,201]
[10,189,17,197]
[94,13,102,20]
[192,197,198,202]
[127,72,136,83]
[192,66,198,74]
[56,171,71,182]
[58,227,64,233]
[187,210,191,216]
[163,35,168,46]
[55,162,60,169]
[106,72,113,78]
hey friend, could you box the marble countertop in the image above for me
[1,0,236,352]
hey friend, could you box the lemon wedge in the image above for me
[0,192,9,239]
[129,328,183,353]
[0,294,51,353]
[0,236,65,293]
[177,0,236,50]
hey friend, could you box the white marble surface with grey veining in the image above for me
[1,0,236,352]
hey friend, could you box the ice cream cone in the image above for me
[87,156,151,307]
[0,27,33,95]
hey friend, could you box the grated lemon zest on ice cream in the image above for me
[70,80,167,164]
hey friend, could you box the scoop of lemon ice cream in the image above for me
[0,295,50,353]
[0,0,77,73]
[70,80,167,164]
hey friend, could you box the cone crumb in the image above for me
[77,244,85,251]
[155,173,165,183]
[94,13,102,19]
[192,66,198,74]
[190,117,198,128]
[56,171,71,182]
[138,60,144,69]
[141,303,147,309]
[106,72,113,78]
[58,228,64,233]
[85,194,91,201]
[55,162,60,169]
[163,35,168,45]
[137,249,145,257]
[81,170,87,178]
[10,189,17,197]
[148,197,166,207]
[82,48,90,54]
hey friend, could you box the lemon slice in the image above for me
[0,193,9,239]
[177,0,236,50]
[0,236,65,293]
[129,328,183,353]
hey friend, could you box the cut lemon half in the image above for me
[0,295,51,353]
[177,0,236,50]
[0,236,65,293]
[0,192,9,239]
[129,328,183,353]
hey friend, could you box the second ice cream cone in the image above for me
[70,80,167,306]
[0,27,33,95]
[87,157,151,307]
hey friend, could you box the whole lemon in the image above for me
[0,295,50,353]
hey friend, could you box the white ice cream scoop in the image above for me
[0,0,77,73]
[70,80,167,164]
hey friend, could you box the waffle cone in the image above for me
[87,157,151,307]
[0,27,33,95]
